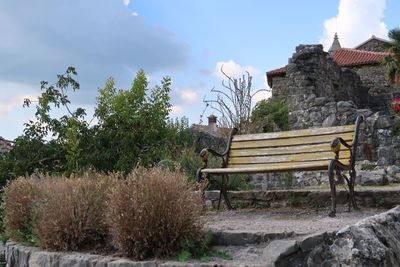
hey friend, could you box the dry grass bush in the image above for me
[2,173,117,250]
[34,173,117,250]
[107,167,203,259]
[2,177,41,242]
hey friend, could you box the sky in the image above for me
[0,0,399,140]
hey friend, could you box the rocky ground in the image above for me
[201,207,389,266]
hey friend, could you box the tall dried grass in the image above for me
[2,177,40,242]
[34,174,116,250]
[106,167,203,259]
[3,168,203,258]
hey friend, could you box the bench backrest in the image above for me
[227,125,355,171]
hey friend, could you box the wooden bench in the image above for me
[197,115,364,217]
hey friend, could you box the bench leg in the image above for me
[328,160,337,217]
[349,169,358,210]
[217,174,232,210]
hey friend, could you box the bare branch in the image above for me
[201,65,267,133]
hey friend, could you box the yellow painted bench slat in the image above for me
[229,143,349,157]
[232,125,355,142]
[201,159,351,174]
[230,132,354,149]
[228,150,351,165]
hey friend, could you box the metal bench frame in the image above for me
[197,115,364,217]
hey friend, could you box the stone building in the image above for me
[191,115,228,153]
[264,34,399,163]
[252,35,400,189]
[0,137,13,154]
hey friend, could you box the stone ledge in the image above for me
[4,242,227,267]
[205,186,400,209]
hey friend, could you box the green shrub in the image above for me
[106,167,203,259]
[173,231,232,261]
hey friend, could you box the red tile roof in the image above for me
[332,48,389,67]
[266,48,390,87]
[267,66,287,76]
[266,66,287,87]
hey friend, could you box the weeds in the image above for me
[172,231,232,262]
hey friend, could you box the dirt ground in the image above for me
[203,206,388,235]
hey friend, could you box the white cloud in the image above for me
[251,90,271,103]
[179,89,197,104]
[0,80,38,116]
[319,0,388,50]
[213,60,270,106]
[215,60,261,80]
[0,1,188,105]
[170,105,183,114]
[123,0,130,6]
[132,12,138,16]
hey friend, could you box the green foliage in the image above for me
[360,162,377,171]
[92,71,173,172]
[285,173,294,188]
[173,231,232,262]
[287,194,301,208]
[0,207,8,244]
[0,68,196,181]
[376,196,385,207]
[392,118,400,136]
[251,99,288,132]
[383,27,400,83]
[307,198,324,210]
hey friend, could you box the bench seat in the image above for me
[201,159,350,174]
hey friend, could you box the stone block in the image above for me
[356,169,388,186]
[299,232,327,252]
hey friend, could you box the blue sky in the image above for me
[0,0,399,140]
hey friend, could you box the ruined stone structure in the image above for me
[253,35,400,189]
[266,36,400,162]
[0,137,13,154]
[191,115,228,153]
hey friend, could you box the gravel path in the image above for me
[204,207,387,235]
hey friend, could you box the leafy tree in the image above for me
[91,69,173,173]
[251,99,288,133]
[383,28,400,83]
[0,67,89,184]
[0,67,194,183]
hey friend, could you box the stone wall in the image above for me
[0,137,13,154]
[270,76,287,100]
[356,38,388,52]
[255,44,400,190]
[350,64,396,111]
[4,242,222,267]
[191,129,227,153]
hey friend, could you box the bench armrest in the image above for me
[330,114,364,165]
[198,127,238,168]
[330,137,353,160]
[199,148,227,168]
